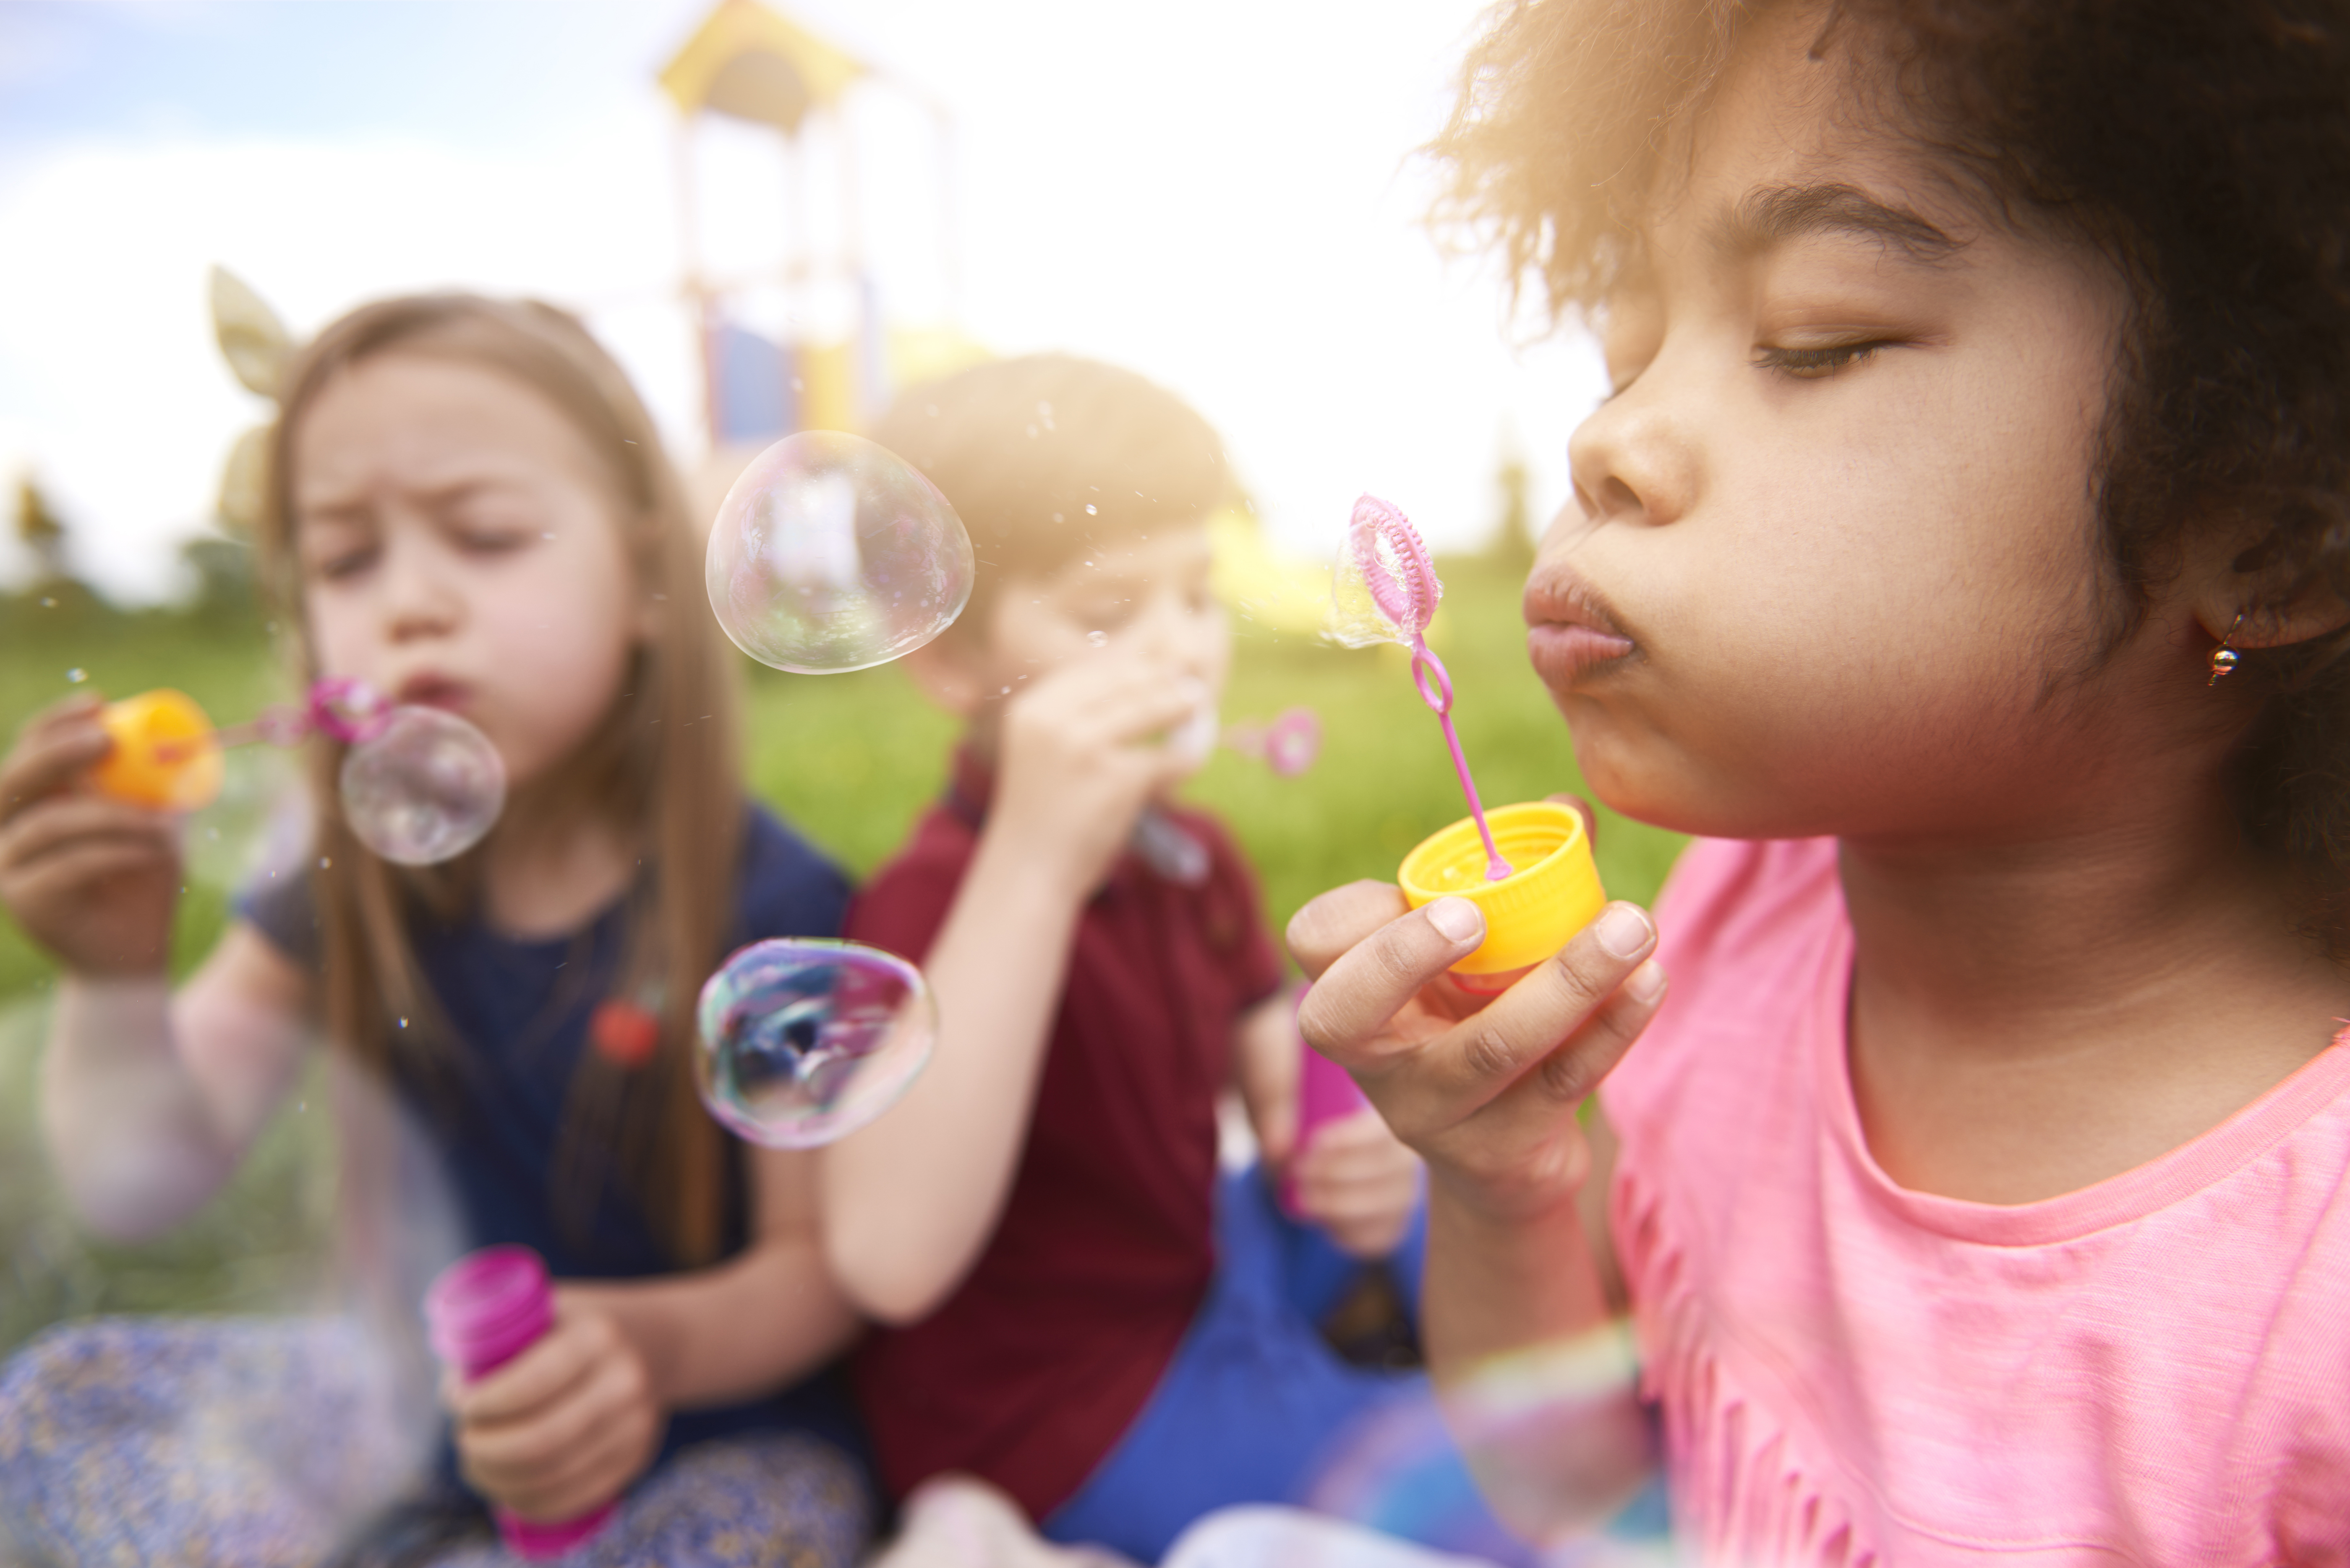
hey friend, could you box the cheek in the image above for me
[1578,432,2105,832]
[471,540,641,767]
[306,590,382,683]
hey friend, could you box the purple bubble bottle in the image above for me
[423,1246,617,1559]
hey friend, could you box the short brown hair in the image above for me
[870,354,1232,629]
[1435,0,2350,945]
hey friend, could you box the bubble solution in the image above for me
[339,706,506,866]
[696,939,937,1148]
[705,431,975,675]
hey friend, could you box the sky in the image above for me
[0,0,1607,602]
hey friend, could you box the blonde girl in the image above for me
[0,295,870,1565]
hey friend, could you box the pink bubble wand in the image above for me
[154,676,398,763]
[1222,707,1322,777]
[1349,496,1511,881]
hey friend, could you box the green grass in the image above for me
[0,566,1684,1357]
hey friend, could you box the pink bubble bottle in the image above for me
[423,1246,618,1559]
[1279,994,1371,1219]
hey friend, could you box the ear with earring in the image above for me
[2207,611,2246,686]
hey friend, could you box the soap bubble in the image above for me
[706,431,975,674]
[695,938,936,1148]
[1326,493,1441,650]
[339,706,506,866]
[1169,700,1220,770]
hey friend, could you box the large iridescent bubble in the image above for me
[705,431,975,674]
[695,938,937,1148]
[339,706,506,866]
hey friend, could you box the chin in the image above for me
[1565,719,1741,840]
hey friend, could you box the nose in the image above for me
[1566,368,1702,532]
[378,529,462,644]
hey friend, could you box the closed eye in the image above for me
[1754,340,1890,379]
[309,544,378,582]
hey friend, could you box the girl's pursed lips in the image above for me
[394,671,473,710]
[1523,563,1638,686]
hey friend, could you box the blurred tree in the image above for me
[181,534,257,624]
[16,475,69,584]
[1486,442,1535,572]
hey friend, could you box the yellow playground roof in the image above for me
[658,0,866,133]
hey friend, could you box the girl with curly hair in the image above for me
[1290,2,2350,1560]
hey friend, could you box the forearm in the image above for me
[567,1237,863,1413]
[1425,1183,1652,1537]
[824,832,1086,1323]
[42,976,238,1238]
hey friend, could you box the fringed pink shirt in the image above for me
[1599,836,2350,1565]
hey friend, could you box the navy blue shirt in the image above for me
[239,802,863,1472]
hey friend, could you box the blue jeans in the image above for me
[1042,1167,1535,1565]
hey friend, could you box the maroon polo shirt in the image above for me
[846,750,1284,1519]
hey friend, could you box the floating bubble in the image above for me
[66,667,86,684]
[695,938,936,1148]
[705,431,975,675]
[339,706,506,866]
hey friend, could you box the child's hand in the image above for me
[1287,882,1666,1226]
[1289,1107,1423,1258]
[0,694,180,976]
[445,1295,663,1524]
[992,643,1205,894]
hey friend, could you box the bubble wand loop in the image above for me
[1351,497,1512,881]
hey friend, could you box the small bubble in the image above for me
[540,531,556,540]
[1084,504,1097,516]
[318,856,332,869]
[65,668,85,683]
[999,685,1011,695]
[397,1017,408,1030]
[1052,512,1064,523]
[1086,631,1107,647]
[39,596,55,608]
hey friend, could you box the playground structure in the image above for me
[660,0,978,449]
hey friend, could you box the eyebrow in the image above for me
[1709,183,1964,265]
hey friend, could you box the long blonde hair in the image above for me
[259,294,740,1266]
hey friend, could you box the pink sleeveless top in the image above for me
[1600,836,2350,1565]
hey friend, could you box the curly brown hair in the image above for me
[1434,0,2350,935]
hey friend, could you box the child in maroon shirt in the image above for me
[822,356,1433,1562]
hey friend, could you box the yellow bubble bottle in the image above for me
[1337,496,1608,992]
[92,689,224,811]
[1398,801,1606,992]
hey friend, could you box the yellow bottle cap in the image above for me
[1397,801,1606,977]
[94,689,223,812]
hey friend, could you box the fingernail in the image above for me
[1426,897,1482,944]
[1594,904,1653,960]
[1625,959,1667,1003]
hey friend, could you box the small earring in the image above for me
[2207,611,2246,687]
